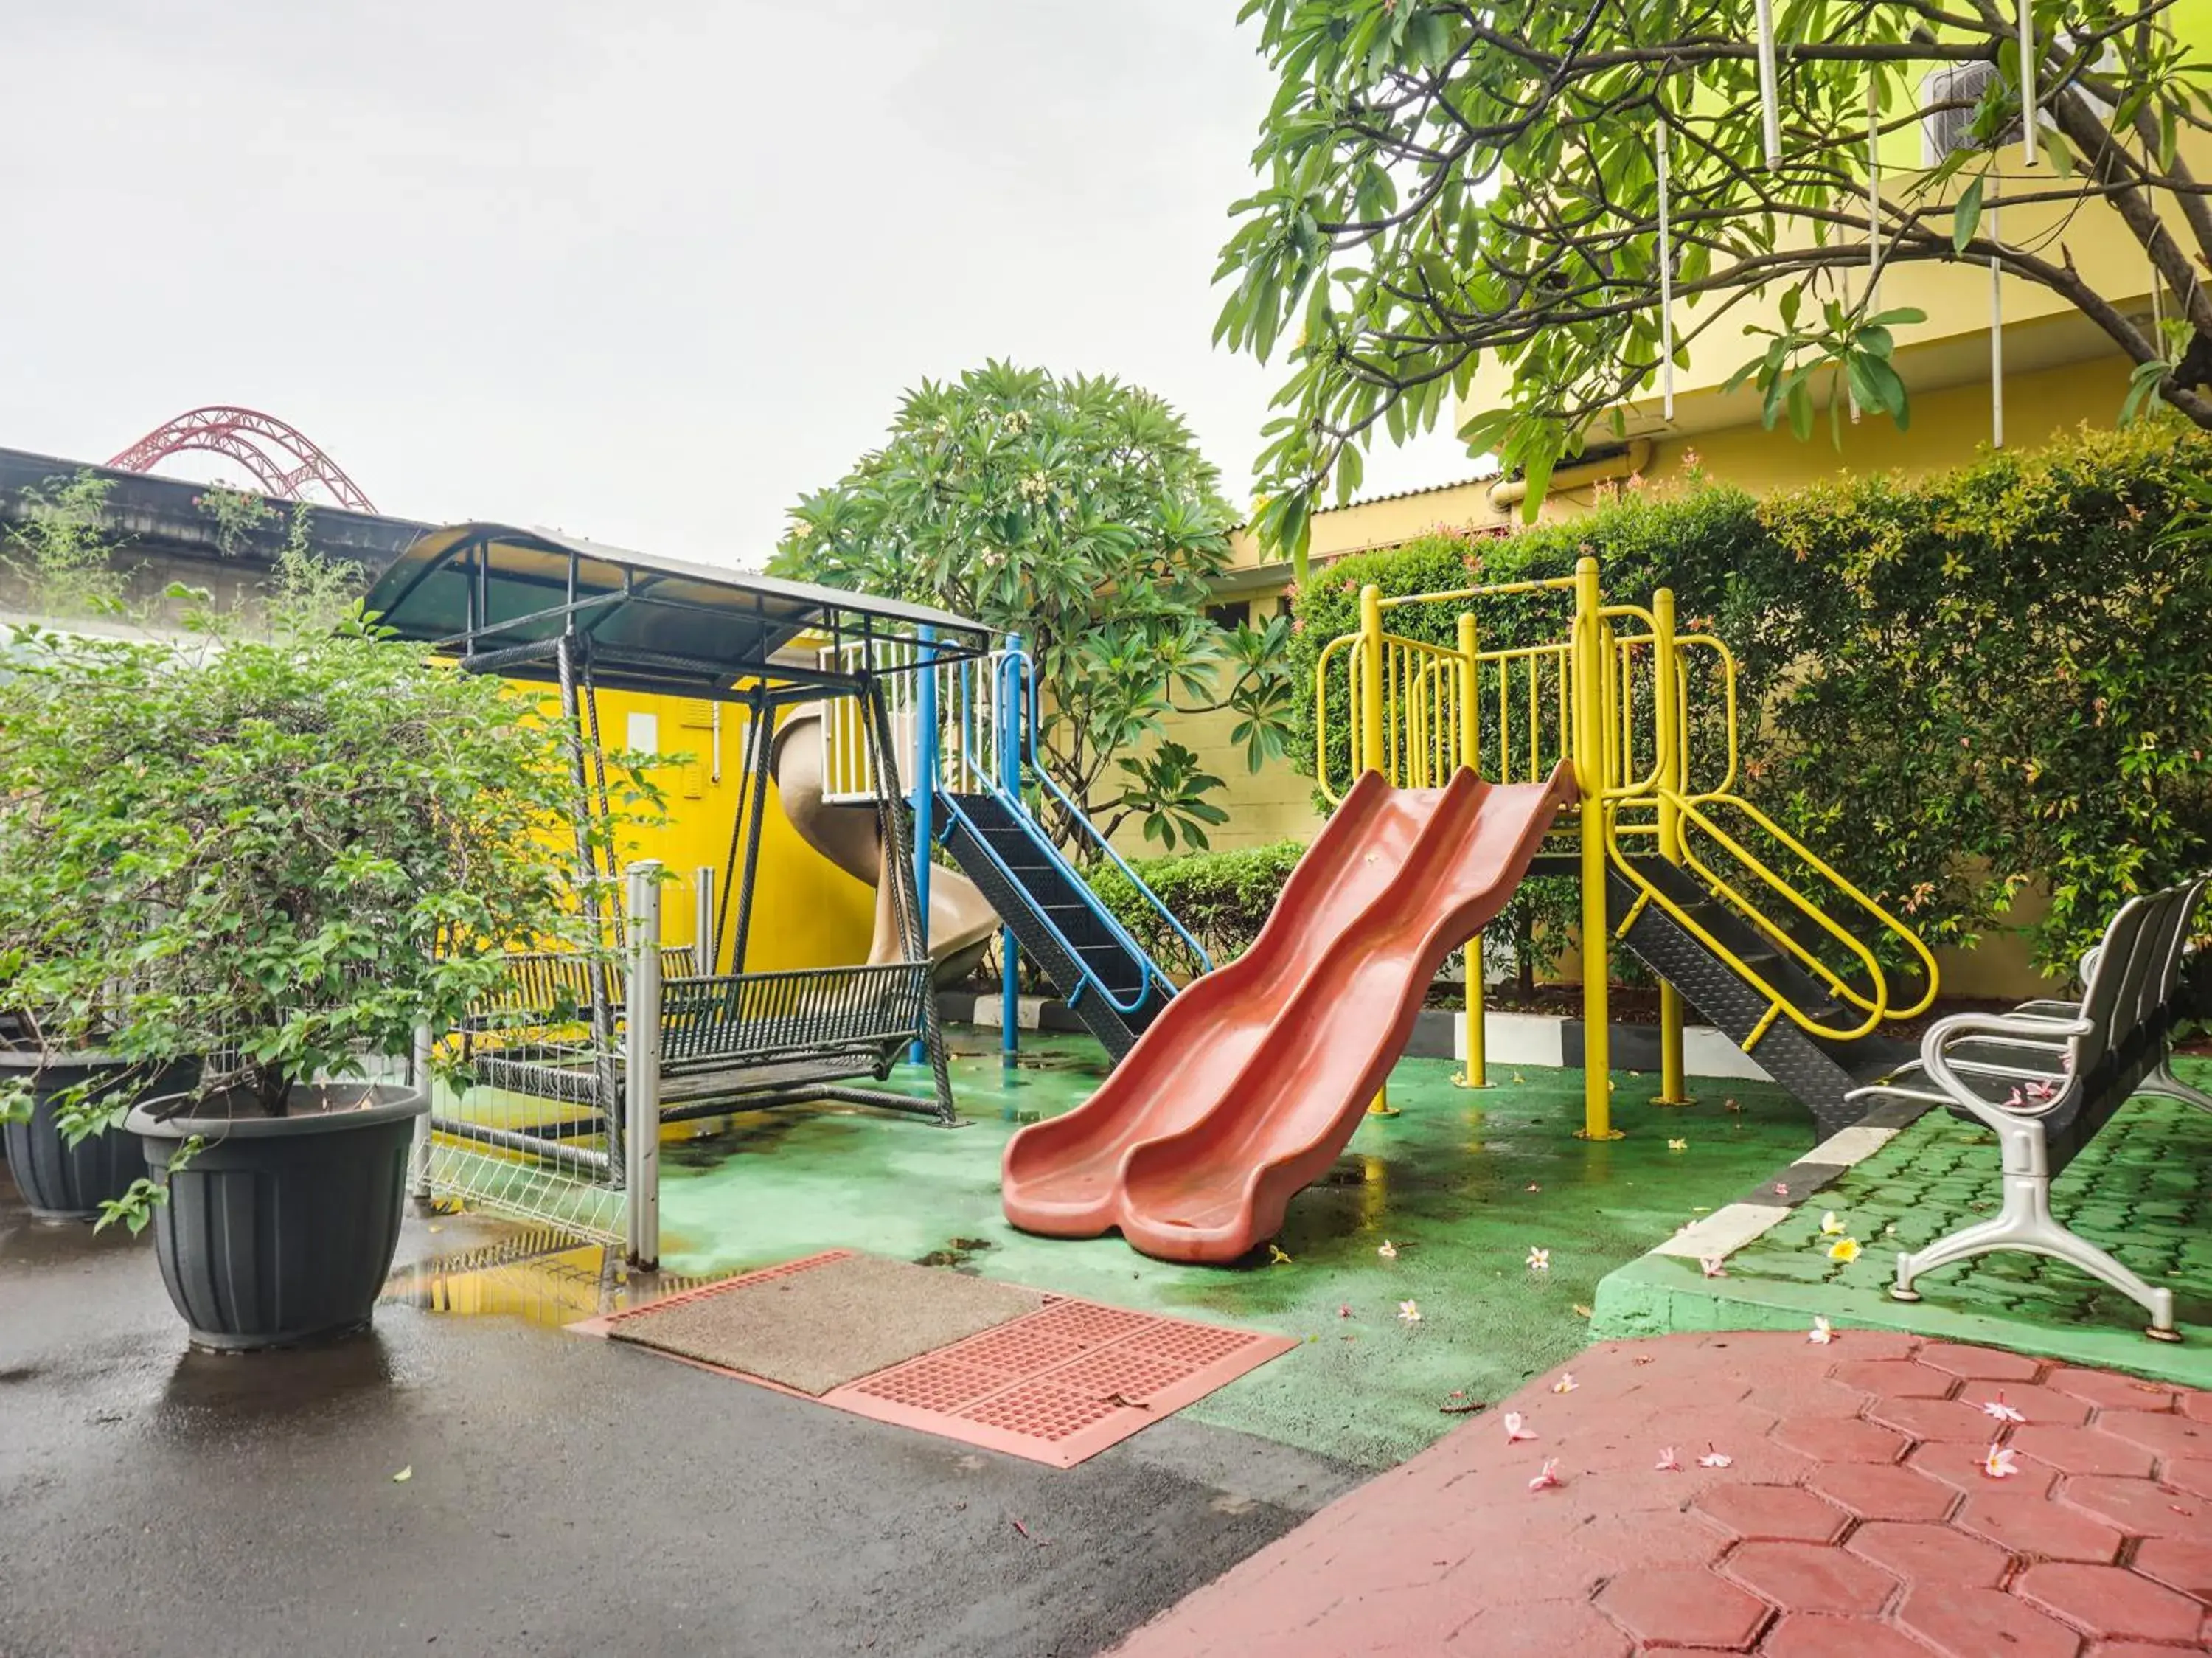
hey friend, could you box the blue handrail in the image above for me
[1000,648,1214,979]
[933,792,1161,1016]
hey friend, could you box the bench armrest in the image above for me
[1919,1010,2090,1163]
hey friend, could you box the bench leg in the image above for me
[1894,1169,2178,1341]
[2140,1060,2212,1115]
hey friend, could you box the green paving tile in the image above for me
[1593,1061,2212,1389]
[649,1027,1818,1471]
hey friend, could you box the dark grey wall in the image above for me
[0,445,431,626]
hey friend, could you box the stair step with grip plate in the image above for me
[1607,860,1912,1140]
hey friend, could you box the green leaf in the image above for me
[1517,447,1557,523]
[2120,358,2172,426]
[1720,355,1766,397]
[1787,377,1815,442]
[1953,176,1984,255]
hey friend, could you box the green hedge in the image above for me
[1287,422,2212,978]
[1092,839,1307,977]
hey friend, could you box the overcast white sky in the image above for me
[3,1,1469,565]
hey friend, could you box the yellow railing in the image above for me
[1312,555,1938,1138]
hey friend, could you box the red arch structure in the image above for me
[106,407,377,513]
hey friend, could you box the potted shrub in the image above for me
[0,603,614,1349]
[0,471,188,1221]
[0,1031,196,1223]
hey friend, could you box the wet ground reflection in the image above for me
[379,1224,724,1330]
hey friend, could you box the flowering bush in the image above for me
[770,361,1293,853]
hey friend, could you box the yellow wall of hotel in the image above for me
[554,684,877,974]
[1641,349,2134,494]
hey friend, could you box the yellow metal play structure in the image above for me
[1313,555,1938,1140]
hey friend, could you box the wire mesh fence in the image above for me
[423,944,633,1249]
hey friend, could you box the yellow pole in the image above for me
[1457,609,1489,1089]
[1360,585,1385,782]
[1652,589,1691,1106]
[1360,585,1397,1116]
[1573,555,1617,1139]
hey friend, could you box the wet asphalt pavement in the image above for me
[0,1174,1358,1658]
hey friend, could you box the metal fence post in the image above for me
[1358,584,1385,781]
[910,628,938,1066]
[625,861,663,1269]
[408,1021,434,1201]
[1357,586,1396,1116]
[692,866,715,976]
[999,637,1024,1067]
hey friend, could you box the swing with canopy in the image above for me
[362,524,992,1248]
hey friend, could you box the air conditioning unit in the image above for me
[1920,41,2118,166]
[1921,61,2018,164]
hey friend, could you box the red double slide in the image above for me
[1001,764,1573,1263]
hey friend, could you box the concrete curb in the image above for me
[1589,1094,1936,1341]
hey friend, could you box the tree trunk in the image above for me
[254,1065,291,1117]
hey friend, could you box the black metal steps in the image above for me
[936,791,1171,1061]
[1607,859,1912,1140]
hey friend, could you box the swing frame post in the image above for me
[999,634,1026,1066]
[911,626,939,1067]
[624,860,663,1270]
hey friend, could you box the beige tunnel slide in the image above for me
[771,706,1000,982]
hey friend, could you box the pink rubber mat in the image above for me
[575,1249,1295,1468]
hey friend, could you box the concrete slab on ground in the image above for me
[1110,1331,2212,1656]
[601,1248,1046,1395]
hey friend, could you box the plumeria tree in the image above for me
[772,361,1294,851]
[1217,0,2212,566]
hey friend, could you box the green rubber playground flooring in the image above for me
[652,1029,1818,1471]
[1590,1061,2212,1390]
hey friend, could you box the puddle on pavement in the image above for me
[380,1226,723,1331]
[161,1331,400,1421]
[658,1107,873,1168]
[912,1235,997,1272]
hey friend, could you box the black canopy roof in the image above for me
[361,522,993,700]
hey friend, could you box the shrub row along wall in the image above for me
[1247,421,2211,983]
[1089,839,1307,980]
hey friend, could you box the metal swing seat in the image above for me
[364,524,993,1257]
[465,959,937,1117]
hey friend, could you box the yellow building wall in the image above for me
[573,686,876,974]
[1149,696,1327,854]
[1642,350,2132,493]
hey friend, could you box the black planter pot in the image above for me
[1,1052,195,1222]
[128,1083,428,1351]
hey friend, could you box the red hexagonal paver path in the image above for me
[1109,1333,2212,1657]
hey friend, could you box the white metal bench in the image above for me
[1843,875,2208,1340]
